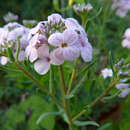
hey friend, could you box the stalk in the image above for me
[59,65,73,130]
[72,80,119,122]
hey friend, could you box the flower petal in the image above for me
[50,48,64,65]
[25,45,38,62]
[48,33,63,46]
[63,46,80,61]
[81,42,92,62]
[63,29,78,45]
[34,59,50,75]
[37,44,49,59]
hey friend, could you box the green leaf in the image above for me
[74,120,100,127]
[37,111,63,124]
[16,38,20,61]
[109,51,115,75]
[97,123,112,130]
[79,58,97,74]
[101,91,120,102]
[7,47,15,62]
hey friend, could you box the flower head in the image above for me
[101,68,113,79]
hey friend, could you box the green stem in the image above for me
[59,65,73,130]
[67,58,78,95]
[72,80,119,122]
[49,65,54,94]
[15,62,62,108]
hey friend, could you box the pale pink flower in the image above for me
[124,28,130,40]
[28,22,45,40]
[101,68,113,79]
[48,29,80,64]
[122,39,130,48]
[65,18,93,62]
[25,33,47,62]
[34,44,51,75]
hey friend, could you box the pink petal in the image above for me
[29,33,39,46]
[81,42,93,62]
[37,44,49,59]
[48,33,63,46]
[63,29,78,45]
[63,46,80,61]
[34,59,50,75]
[50,48,64,65]
[25,45,38,62]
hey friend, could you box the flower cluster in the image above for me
[26,13,93,75]
[112,0,130,17]
[122,28,130,49]
[3,12,18,23]
[0,22,29,65]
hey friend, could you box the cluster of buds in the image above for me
[0,22,29,65]
[23,20,37,28]
[73,3,93,14]
[25,13,93,75]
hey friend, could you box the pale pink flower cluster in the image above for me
[26,13,93,75]
[101,68,113,79]
[3,12,18,23]
[112,0,130,17]
[0,22,29,65]
[122,28,130,48]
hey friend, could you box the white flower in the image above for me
[3,12,18,22]
[0,56,9,65]
[101,68,113,79]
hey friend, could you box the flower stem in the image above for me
[15,62,62,108]
[59,65,73,130]
[72,79,119,122]
[49,65,54,94]
[67,58,78,95]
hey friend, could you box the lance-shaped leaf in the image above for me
[7,47,15,62]
[16,38,20,61]
[74,120,100,127]
[37,111,63,124]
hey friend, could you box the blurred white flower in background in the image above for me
[101,68,113,79]
[3,12,18,23]
[112,0,130,17]
[122,28,130,48]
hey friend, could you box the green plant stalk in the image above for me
[49,65,54,94]
[15,62,62,108]
[72,79,119,122]
[67,58,78,95]
[59,65,73,130]
[16,38,20,61]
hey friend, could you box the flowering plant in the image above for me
[0,1,130,130]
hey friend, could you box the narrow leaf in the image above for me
[7,47,15,62]
[37,111,63,124]
[74,120,100,127]
[109,51,115,75]
[16,38,20,61]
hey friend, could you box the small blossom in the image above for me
[48,29,80,64]
[34,44,51,75]
[0,56,9,65]
[122,28,130,49]
[25,33,47,62]
[101,68,113,79]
